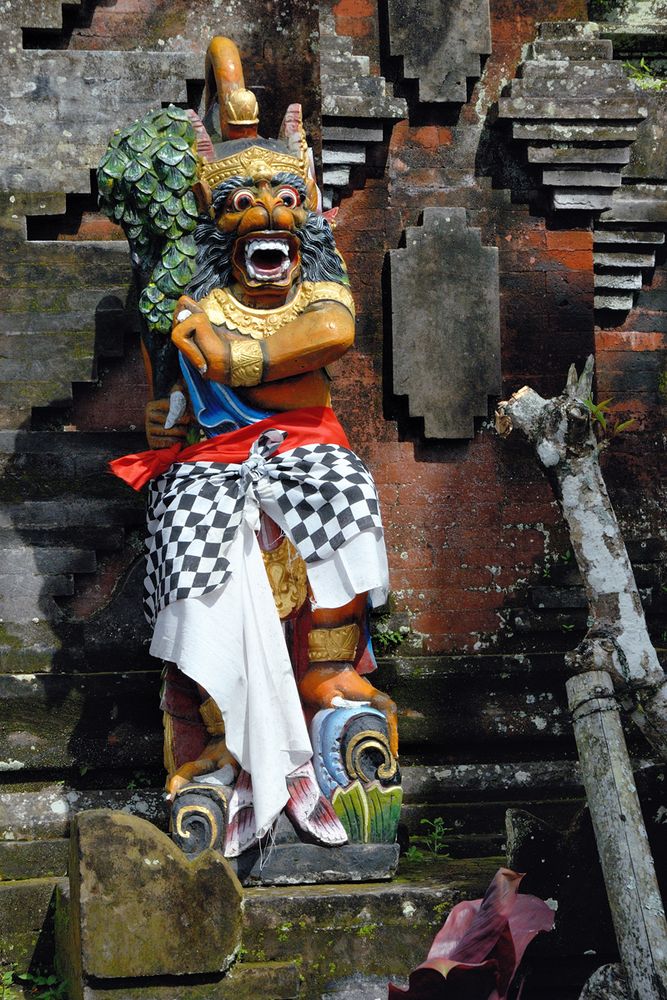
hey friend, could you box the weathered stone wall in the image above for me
[0,2,665,988]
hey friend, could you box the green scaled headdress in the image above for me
[97,104,199,335]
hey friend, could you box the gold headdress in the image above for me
[198,37,312,194]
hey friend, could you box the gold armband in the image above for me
[308,624,360,663]
[229,339,264,387]
[200,697,225,737]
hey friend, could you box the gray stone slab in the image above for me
[532,38,614,60]
[323,126,384,143]
[230,843,400,886]
[595,293,635,310]
[387,0,491,103]
[528,145,631,165]
[543,169,621,187]
[322,146,366,165]
[0,838,68,880]
[594,229,665,244]
[514,123,637,142]
[0,787,168,841]
[501,97,644,120]
[594,251,656,267]
[594,272,643,289]
[68,810,243,979]
[390,207,500,439]
[552,190,615,210]
[78,962,301,1000]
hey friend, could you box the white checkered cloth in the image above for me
[144,428,384,625]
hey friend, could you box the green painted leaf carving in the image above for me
[176,236,197,258]
[332,781,369,842]
[366,782,403,844]
[176,211,197,233]
[172,255,197,287]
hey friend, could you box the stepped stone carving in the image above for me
[499,22,647,212]
[320,7,406,207]
[389,208,500,439]
[386,0,492,103]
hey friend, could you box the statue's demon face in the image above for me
[215,172,308,293]
[187,171,347,304]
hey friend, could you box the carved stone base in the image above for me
[229,842,400,886]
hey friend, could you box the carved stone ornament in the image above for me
[386,0,492,103]
[390,207,501,438]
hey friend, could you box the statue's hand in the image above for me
[171,295,230,383]
[145,393,189,450]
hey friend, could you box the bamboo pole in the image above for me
[568,667,667,1000]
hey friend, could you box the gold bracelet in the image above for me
[308,624,360,663]
[229,339,264,387]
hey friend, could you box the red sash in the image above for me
[109,406,350,491]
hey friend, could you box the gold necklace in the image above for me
[198,281,354,339]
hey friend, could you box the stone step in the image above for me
[0,654,575,774]
[323,125,384,143]
[594,271,644,289]
[79,961,302,1000]
[528,145,631,165]
[601,184,667,223]
[552,189,615,210]
[501,97,644,120]
[0,430,145,500]
[594,228,665,244]
[542,169,622,187]
[522,58,627,81]
[532,39,614,60]
[514,123,638,142]
[595,293,636,310]
[594,250,656,267]
[321,94,408,119]
[322,146,367,166]
[538,21,601,40]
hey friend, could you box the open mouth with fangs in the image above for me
[234,231,301,286]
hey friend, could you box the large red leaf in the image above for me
[388,869,554,999]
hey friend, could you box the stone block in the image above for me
[594,251,656,268]
[594,272,643,289]
[77,962,301,999]
[594,229,664,245]
[67,810,243,980]
[594,294,635,310]
[0,839,68,880]
[552,190,614,210]
[387,0,491,103]
[528,145,631,165]
[389,207,500,438]
[230,843,399,886]
[542,170,621,187]
[513,123,637,142]
[0,876,65,971]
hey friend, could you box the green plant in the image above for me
[126,769,152,790]
[420,816,451,857]
[4,969,67,1000]
[584,397,635,442]
[624,57,667,91]
[372,614,410,655]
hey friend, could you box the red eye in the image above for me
[276,187,299,208]
[231,190,254,211]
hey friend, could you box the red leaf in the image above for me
[388,869,554,999]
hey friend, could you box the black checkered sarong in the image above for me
[144,428,384,625]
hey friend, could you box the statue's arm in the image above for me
[171,297,354,385]
[141,337,190,449]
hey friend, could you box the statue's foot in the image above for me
[166,736,240,800]
[224,769,258,858]
[285,760,348,847]
[299,664,399,759]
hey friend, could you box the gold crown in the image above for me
[199,143,310,190]
[225,88,259,126]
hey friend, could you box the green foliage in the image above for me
[624,57,667,91]
[406,816,452,861]
[584,397,635,442]
[98,105,200,336]
[1,968,66,1000]
[372,614,410,655]
[126,769,152,790]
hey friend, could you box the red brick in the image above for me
[546,230,592,251]
[597,330,664,352]
[334,15,374,37]
[333,0,375,16]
